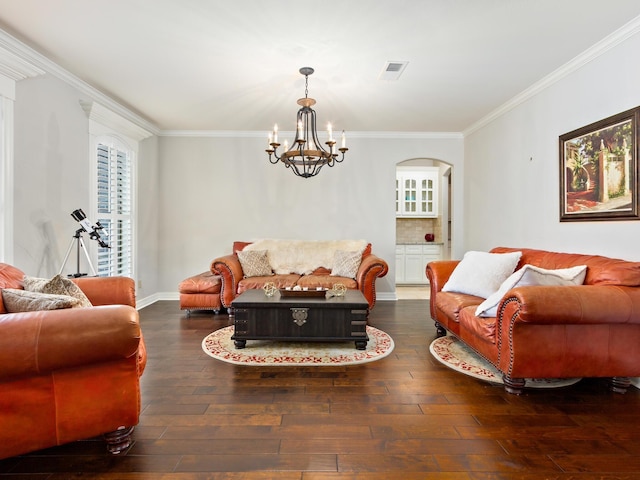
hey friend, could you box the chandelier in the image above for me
[266,67,348,178]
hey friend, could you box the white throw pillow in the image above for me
[475,264,588,317]
[442,251,522,299]
[331,250,363,279]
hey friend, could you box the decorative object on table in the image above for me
[424,233,435,242]
[429,336,581,389]
[326,283,347,298]
[559,106,640,221]
[266,67,348,178]
[262,281,277,297]
[202,325,393,366]
[279,286,327,297]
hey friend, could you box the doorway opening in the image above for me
[395,158,452,299]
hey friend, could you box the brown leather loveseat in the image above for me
[0,263,146,459]
[427,247,640,394]
[212,239,388,310]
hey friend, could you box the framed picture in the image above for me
[559,107,640,221]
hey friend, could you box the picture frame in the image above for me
[559,107,640,222]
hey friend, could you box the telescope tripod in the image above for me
[59,228,98,277]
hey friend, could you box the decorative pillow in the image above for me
[475,264,588,317]
[23,275,48,292]
[24,274,93,308]
[237,250,273,278]
[442,251,522,299]
[1,288,83,312]
[331,250,363,279]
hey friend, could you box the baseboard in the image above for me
[136,292,175,309]
[377,292,397,301]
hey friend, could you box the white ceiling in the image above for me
[1,0,640,133]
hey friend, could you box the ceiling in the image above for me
[1,0,640,134]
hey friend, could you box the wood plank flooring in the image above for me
[2,299,640,479]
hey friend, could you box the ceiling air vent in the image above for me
[379,61,409,81]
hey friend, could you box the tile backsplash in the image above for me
[396,217,442,243]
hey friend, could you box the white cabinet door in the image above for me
[396,244,443,285]
[396,167,438,218]
[404,254,426,283]
[395,245,405,283]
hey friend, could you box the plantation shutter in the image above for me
[96,143,133,277]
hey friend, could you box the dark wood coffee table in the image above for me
[230,289,370,350]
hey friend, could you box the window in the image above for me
[96,142,133,277]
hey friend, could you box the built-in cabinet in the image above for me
[396,167,438,217]
[396,243,443,284]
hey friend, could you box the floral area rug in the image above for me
[429,335,581,389]
[202,325,394,366]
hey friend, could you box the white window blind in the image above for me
[96,142,132,277]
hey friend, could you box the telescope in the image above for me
[59,208,110,277]
[71,209,110,248]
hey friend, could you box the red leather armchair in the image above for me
[0,263,146,459]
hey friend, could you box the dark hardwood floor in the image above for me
[2,299,640,479]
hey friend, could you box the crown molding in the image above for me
[0,28,160,136]
[464,14,640,136]
[0,31,45,80]
[80,100,154,142]
[160,129,464,139]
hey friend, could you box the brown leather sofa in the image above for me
[212,240,388,310]
[0,263,146,459]
[427,247,640,394]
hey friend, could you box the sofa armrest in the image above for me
[211,254,244,308]
[426,260,459,320]
[0,305,141,381]
[72,276,136,307]
[498,285,640,326]
[356,254,388,309]
[426,260,459,292]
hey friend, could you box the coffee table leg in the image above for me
[355,340,367,350]
[234,339,246,349]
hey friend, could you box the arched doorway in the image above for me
[395,158,452,299]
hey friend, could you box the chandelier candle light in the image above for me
[266,67,348,178]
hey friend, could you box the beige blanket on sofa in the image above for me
[244,239,368,275]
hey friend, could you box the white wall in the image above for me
[464,29,640,261]
[157,134,464,297]
[13,75,91,275]
[136,135,161,300]
[11,74,161,296]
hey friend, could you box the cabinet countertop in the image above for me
[397,242,444,246]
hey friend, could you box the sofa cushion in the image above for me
[237,274,300,293]
[237,250,273,278]
[331,250,363,279]
[459,308,497,344]
[1,288,83,312]
[178,272,221,294]
[296,274,358,290]
[475,264,587,317]
[442,250,522,299]
[434,291,483,323]
[23,274,93,308]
